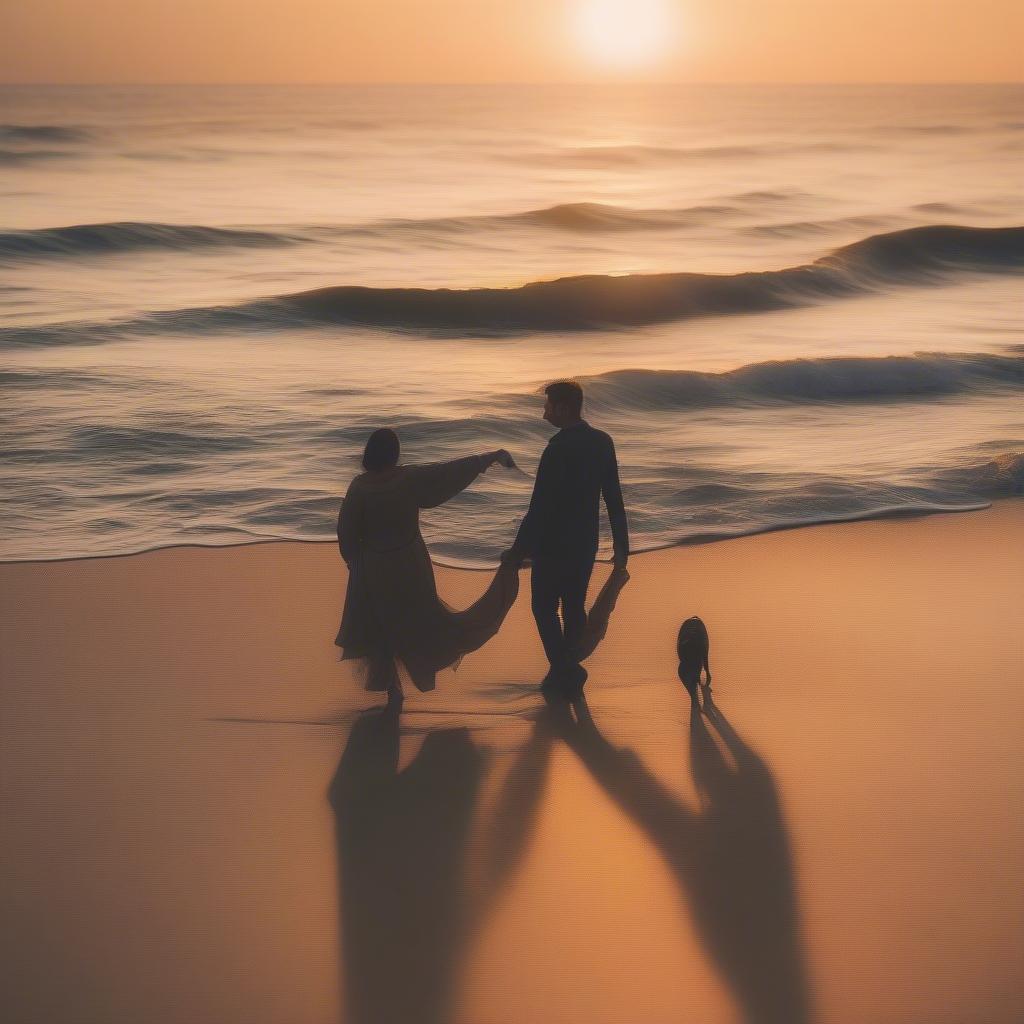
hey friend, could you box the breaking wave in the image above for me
[578,352,1024,410]
[0,221,303,259]
[0,124,92,143]
[245,224,1024,333]
[0,196,789,263]
[2,224,1021,345]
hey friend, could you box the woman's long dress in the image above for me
[334,456,519,692]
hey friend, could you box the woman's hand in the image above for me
[492,449,516,469]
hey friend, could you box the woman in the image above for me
[335,428,519,706]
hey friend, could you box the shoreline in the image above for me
[0,494,1003,570]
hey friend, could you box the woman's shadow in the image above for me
[560,689,813,1024]
[328,706,555,1024]
[325,566,631,1024]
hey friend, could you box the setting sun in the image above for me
[572,0,678,70]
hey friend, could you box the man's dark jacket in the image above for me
[512,421,628,561]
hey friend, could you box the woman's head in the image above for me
[361,428,400,472]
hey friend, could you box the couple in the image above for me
[335,379,629,707]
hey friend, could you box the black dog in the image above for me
[676,616,711,699]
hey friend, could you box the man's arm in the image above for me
[601,436,629,567]
[507,444,557,561]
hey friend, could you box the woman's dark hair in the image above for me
[361,428,400,471]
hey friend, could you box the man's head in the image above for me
[543,380,584,428]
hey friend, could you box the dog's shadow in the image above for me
[562,692,813,1024]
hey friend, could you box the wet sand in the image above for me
[2,502,1022,1024]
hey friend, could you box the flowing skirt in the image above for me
[336,535,520,692]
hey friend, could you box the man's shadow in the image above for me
[577,566,630,662]
[560,691,813,1024]
[328,707,555,1024]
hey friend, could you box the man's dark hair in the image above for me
[545,380,584,416]
[361,428,400,471]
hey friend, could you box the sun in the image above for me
[572,0,678,71]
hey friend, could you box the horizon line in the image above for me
[2,79,1022,88]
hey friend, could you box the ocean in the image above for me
[1,83,1022,566]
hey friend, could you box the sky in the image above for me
[1,0,1021,84]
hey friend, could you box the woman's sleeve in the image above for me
[411,454,489,509]
[337,484,363,563]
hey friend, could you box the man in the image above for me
[503,380,629,695]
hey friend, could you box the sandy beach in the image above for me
[2,502,1022,1024]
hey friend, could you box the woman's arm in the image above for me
[337,484,362,563]
[413,452,506,509]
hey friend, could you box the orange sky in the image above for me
[1,0,1021,84]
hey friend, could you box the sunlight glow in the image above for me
[572,0,678,71]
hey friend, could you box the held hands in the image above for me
[490,448,516,470]
[613,549,629,574]
[493,447,524,568]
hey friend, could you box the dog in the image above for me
[676,616,711,699]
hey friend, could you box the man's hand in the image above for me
[613,549,629,573]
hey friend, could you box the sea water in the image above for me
[1,84,1021,565]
